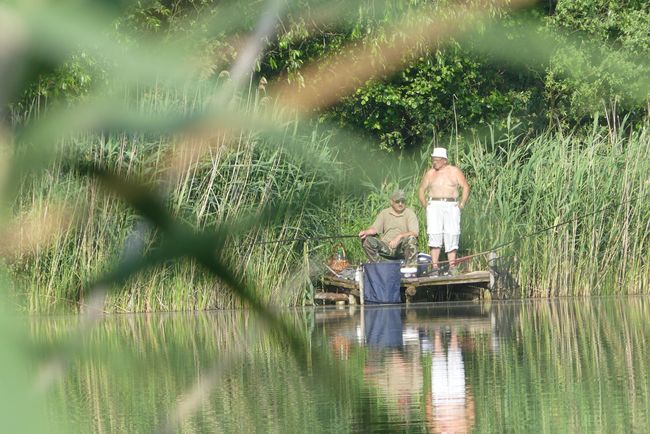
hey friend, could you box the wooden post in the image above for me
[488,251,497,293]
[358,266,364,305]
[304,240,314,305]
[405,285,416,304]
[483,251,499,300]
[360,302,366,345]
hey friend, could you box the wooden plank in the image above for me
[320,270,490,304]
[314,292,350,302]
[402,271,490,286]
[322,276,358,290]
[323,271,490,288]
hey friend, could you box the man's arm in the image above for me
[388,210,419,249]
[456,168,470,209]
[359,212,382,239]
[358,227,377,240]
[418,171,430,207]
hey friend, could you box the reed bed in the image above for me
[320,122,649,299]
[461,124,650,297]
[9,82,650,311]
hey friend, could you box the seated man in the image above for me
[358,189,419,265]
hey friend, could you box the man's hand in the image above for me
[358,229,371,240]
[388,235,401,249]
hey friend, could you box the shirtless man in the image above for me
[418,147,470,273]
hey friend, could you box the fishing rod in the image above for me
[445,189,650,266]
[254,234,359,246]
[255,190,649,254]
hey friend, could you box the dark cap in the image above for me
[390,189,406,201]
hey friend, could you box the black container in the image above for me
[416,253,432,277]
[416,262,430,277]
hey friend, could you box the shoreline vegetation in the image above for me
[2,1,649,313]
[9,84,649,313]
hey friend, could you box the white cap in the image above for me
[431,147,448,159]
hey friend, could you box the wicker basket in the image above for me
[327,242,349,272]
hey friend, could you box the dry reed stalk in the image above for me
[0,130,11,204]
[0,204,72,259]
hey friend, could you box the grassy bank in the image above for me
[8,86,650,311]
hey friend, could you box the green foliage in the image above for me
[260,0,544,151]
[9,0,649,147]
[545,0,650,121]
[327,50,536,151]
[9,51,109,121]
[3,1,649,432]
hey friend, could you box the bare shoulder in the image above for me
[421,168,435,179]
[450,164,467,176]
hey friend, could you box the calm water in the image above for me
[32,298,650,433]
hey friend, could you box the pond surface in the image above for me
[33,298,650,433]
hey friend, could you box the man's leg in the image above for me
[426,201,444,269]
[428,232,443,269]
[397,236,418,265]
[444,235,460,274]
[444,204,461,273]
[429,247,441,268]
[447,249,457,266]
[362,236,391,263]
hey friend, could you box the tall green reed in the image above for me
[462,124,650,297]
[9,82,345,312]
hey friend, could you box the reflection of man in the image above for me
[418,148,470,274]
[425,330,475,433]
[362,307,423,420]
[358,189,419,265]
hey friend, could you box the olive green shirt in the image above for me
[371,207,419,244]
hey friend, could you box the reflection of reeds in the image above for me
[31,310,368,433]
[469,298,650,433]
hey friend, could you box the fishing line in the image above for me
[254,234,358,245]
[449,189,650,266]
[251,189,649,266]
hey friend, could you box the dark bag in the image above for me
[363,262,401,304]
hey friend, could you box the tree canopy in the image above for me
[8,0,650,150]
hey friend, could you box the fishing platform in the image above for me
[318,267,494,305]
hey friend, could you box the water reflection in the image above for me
[323,304,493,432]
[426,328,474,433]
[29,298,650,433]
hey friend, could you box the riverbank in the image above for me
[8,99,650,311]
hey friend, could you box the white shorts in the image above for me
[426,200,460,252]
